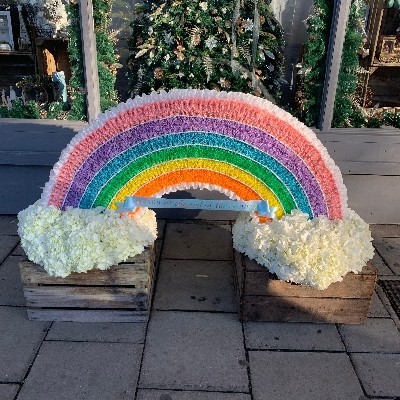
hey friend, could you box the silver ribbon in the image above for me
[115,196,277,219]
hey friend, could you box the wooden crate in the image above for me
[234,251,377,324]
[19,246,155,322]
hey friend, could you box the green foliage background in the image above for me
[128,0,285,100]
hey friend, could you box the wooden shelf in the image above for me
[35,37,68,46]
[372,58,400,67]
[0,51,34,56]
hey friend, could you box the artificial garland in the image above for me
[128,0,285,100]
[297,0,365,127]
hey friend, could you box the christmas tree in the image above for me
[128,0,285,101]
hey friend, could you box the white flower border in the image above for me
[18,202,157,277]
[233,209,374,290]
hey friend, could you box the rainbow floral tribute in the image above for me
[18,89,373,288]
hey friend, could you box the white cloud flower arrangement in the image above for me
[18,202,157,277]
[232,209,374,290]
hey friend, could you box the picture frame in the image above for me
[377,35,400,63]
[0,11,14,51]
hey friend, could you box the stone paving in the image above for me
[0,215,399,400]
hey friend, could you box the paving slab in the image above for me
[11,243,25,257]
[249,351,363,400]
[157,219,166,239]
[373,238,400,275]
[0,256,25,306]
[162,222,233,260]
[46,322,146,343]
[0,384,19,400]
[351,353,400,398]
[372,252,394,276]
[140,311,248,392]
[338,318,400,353]
[153,260,236,312]
[136,389,251,400]
[368,292,390,318]
[0,216,18,236]
[244,322,345,351]
[155,238,163,267]
[370,224,400,238]
[16,341,142,400]
[0,236,19,264]
[0,306,49,382]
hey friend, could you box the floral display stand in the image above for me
[234,252,377,324]
[19,246,155,322]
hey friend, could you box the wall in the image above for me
[0,119,85,214]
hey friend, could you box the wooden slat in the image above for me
[315,127,400,136]
[236,255,376,323]
[0,118,86,127]
[233,250,244,305]
[241,296,372,324]
[334,161,400,176]
[0,151,73,166]
[24,286,148,309]
[244,269,376,298]
[146,242,157,309]
[369,224,400,238]
[19,246,153,286]
[243,257,268,273]
[27,308,147,322]
[19,261,149,287]
[125,247,153,264]
[243,257,376,275]
[321,141,400,163]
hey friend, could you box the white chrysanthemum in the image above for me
[199,2,208,11]
[232,209,374,290]
[18,202,157,277]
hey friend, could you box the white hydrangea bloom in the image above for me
[18,202,157,277]
[233,209,374,290]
